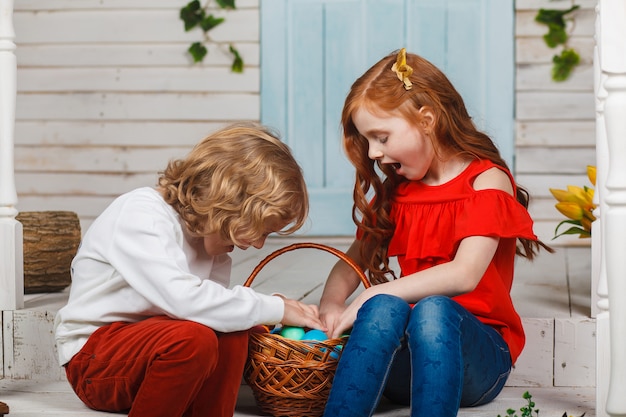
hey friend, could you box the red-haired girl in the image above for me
[320,49,552,417]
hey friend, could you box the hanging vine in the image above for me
[180,0,244,72]
[534,5,581,82]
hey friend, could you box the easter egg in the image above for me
[330,344,343,360]
[270,326,283,334]
[302,329,328,341]
[280,326,305,340]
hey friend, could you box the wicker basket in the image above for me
[243,242,370,417]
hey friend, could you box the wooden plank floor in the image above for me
[1,236,595,416]
[0,379,595,417]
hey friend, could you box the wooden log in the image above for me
[16,211,81,294]
[0,400,8,415]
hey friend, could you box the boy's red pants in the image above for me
[64,315,249,417]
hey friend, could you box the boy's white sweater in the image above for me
[54,187,284,366]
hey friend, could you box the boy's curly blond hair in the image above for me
[158,122,308,245]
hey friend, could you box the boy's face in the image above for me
[202,219,289,256]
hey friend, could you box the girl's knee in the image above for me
[360,294,411,319]
[353,294,412,338]
[407,296,462,339]
[412,295,459,317]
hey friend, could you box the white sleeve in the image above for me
[102,197,284,332]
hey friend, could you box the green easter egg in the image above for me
[280,326,305,340]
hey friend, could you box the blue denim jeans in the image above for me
[323,294,512,417]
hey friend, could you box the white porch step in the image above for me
[0,379,595,417]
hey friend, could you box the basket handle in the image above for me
[243,242,371,289]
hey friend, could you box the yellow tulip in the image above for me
[555,202,584,220]
[551,166,597,239]
[549,188,576,203]
[566,185,589,206]
[587,165,596,186]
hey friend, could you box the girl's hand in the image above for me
[330,286,380,338]
[319,303,346,339]
[280,296,327,332]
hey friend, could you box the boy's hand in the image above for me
[280,296,326,332]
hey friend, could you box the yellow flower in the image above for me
[566,185,592,208]
[584,186,594,206]
[549,188,575,203]
[551,166,597,239]
[587,165,596,186]
[555,202,584,220]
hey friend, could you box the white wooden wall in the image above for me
[12,0,261,233]
[516,0,597,245]
[13,0,597,244]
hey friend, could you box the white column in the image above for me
[599,1,626,416]
[594,3,609,414]
[0,0,23,310]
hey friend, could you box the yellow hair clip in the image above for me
[391,48,413,90]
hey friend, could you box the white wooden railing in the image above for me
[594,1,626,416]
[0,0,23,311]
[1,1,626,416]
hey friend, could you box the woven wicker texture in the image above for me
[243,242,370,417]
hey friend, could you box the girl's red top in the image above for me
[387,159,537,364]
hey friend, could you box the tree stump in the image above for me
[16,211,81,294]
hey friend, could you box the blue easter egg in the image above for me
[280,326,305,340]
[330,344,343,360]
[302,329,328,341]
[270,326,283,334]
[318,343,343,360]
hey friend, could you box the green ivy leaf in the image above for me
[535,5,580,27]
[188,42,208,63]
[179,0,244,71]
[180,0,205,31]
[535,6,581,82]
[216,0,237,9]
[543,22,567,48]
[552,48,580,82]
[230,45,243,73]
[535,6,579,47]
[200,15,225,31]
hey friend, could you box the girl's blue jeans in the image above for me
[323,294,512,417]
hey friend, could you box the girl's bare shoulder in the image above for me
[472,167,514,196]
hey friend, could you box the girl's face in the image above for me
[202,218,288,256]
[352,107,435,181]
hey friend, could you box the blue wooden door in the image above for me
[261,0,514,236]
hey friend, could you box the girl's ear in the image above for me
[418,106,436,131]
